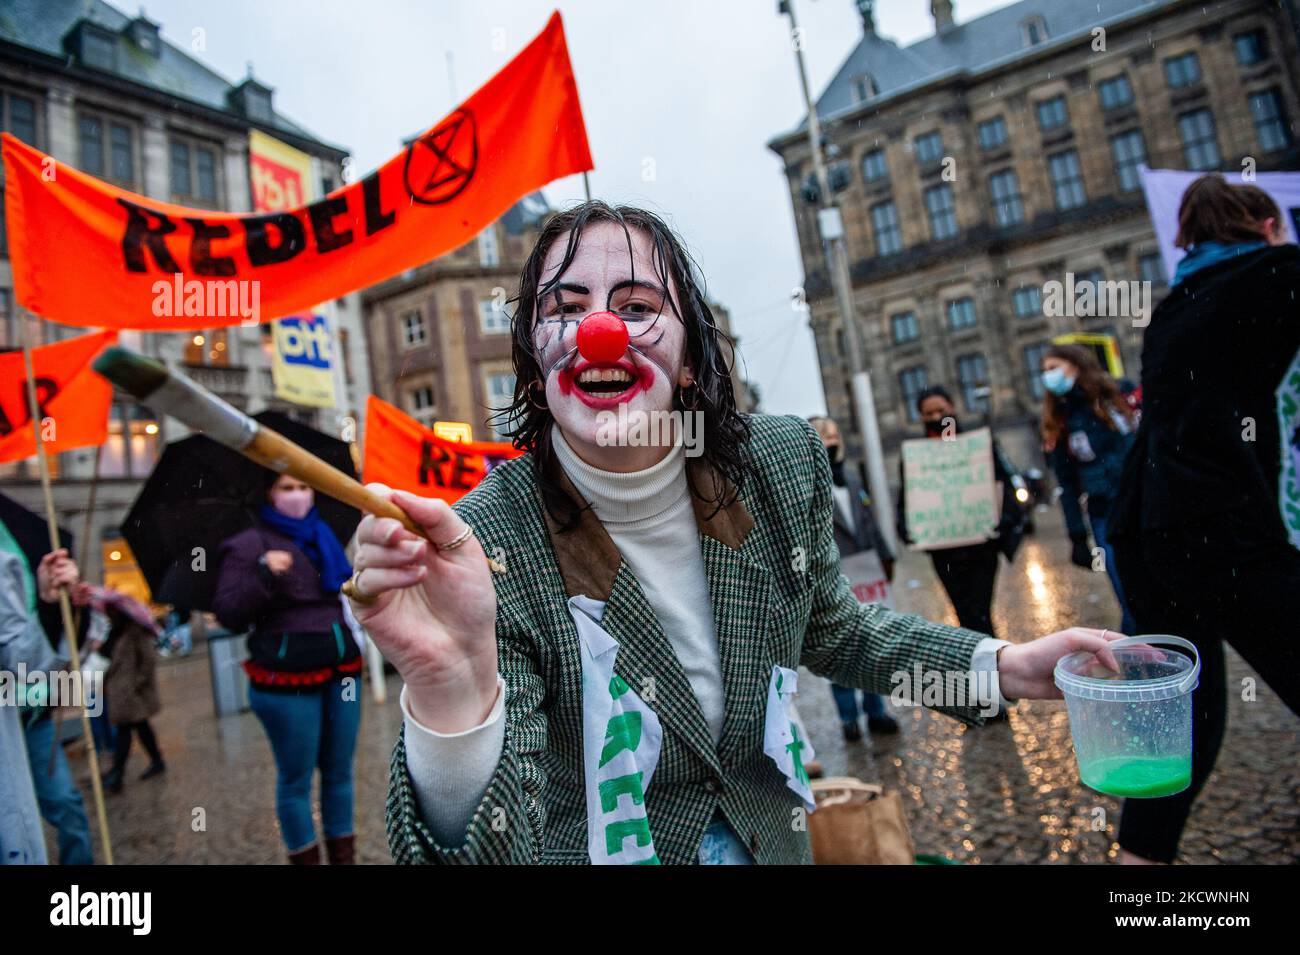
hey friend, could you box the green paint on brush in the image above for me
[91,347,168,400]
[1080,755,1191,798]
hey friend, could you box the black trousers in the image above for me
[112,720,162,772]
[929,541,1000,637]
[1113,513,1300,862]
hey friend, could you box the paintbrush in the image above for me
[92,346,505,575]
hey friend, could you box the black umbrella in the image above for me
[0,490,76,645]
[121,411,360,610]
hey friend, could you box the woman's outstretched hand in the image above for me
[350,485,499,733]
[997,627,1125,700]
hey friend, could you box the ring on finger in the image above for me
[436,525,474,552]
[342,569,377,606]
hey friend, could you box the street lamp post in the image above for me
[778,0,898,554]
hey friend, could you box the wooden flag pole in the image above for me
[19,314,114,865]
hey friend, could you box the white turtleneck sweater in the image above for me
[400,430,724,845]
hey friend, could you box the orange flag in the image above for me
[2,12,590,331]
[362,395,523,504]
[0,331,118,463]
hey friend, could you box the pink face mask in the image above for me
[271,488,314,520]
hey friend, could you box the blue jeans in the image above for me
[1089,512,1137,634]
[830,684,888,724]
[249,677,362,852]
[24,715,93,865]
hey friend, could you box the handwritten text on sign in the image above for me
[901,427,997,550]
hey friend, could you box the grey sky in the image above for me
[140,0,1012,417]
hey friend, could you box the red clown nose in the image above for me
[575,311,629,363]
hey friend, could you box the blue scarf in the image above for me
[1172,240,1267,288]
[257,504,352,593]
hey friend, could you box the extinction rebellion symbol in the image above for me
[403,108,478,205]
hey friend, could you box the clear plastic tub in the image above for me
[1053,635,1200,799]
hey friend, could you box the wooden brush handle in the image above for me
[246,426,429,541]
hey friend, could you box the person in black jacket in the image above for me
[809,415,899,738]
[896,386,1023,640]
[1040,343,1138,633]
[1109,175,1300,864]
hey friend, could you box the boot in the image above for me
[139,760,167,781]
[101,766,123,795]
[288,843,321,865]
[325,834,356,865]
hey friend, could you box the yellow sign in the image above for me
[1053,332,1124,378]
[433,420,474,443]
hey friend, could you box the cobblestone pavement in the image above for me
[48,506,1298,864]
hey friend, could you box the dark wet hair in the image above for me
[1175,175,1270,249]
[491,200,754,530]
[915,385,954,413]
[1235,184,1283,238]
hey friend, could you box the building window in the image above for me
[1110,129,1147,192]
[183,328,228,366]
[98,404,160,479]
[946,297,977,331]
[1035,95,1069,131]
[852,74,877,102]
[478,227,500,267]
[1234,30,1267,67]
[1048,150,1086,210]
[483,371,516,439]
[2,90,37,145]
[1249,89,1291,153]
[913,131,943,165]
[401,309,427,347]
[78,113,135,185]
[898,366,929,422]
[891,311,919,344]
[977,116,1007,150]
[170,138,219,203]
[479,297,511,335]
[1139,253,1167,288]
[1177,109,1220,171]
[924,183,958,240]
[1164,52,1202,89]
[1012,285,1042,317]
[870,200,903,256]
[409,385,436,423]
[1098,74,1135,111]
[1075,269,1105,305]
[1021,16,1048,47]
[1023,342,1050,400]
[861,148,888,183]
[956,354,989,412]
[989,169,1024,226]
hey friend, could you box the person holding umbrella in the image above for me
[212,472,361,865]
[72,585,166,795]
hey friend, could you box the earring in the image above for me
[527,379,549,411]
[678,381,702,411]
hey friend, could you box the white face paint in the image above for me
[531,221,692,472]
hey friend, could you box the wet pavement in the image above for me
[46,505,1298,864]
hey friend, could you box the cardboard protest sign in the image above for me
[900,427,998,550]
[840,549,893,608]
[2,12,591,331]
[0,331,117,463]
[361,395,522,503]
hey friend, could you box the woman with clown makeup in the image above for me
[347,201,1122,865]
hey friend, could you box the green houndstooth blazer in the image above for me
[386,414,992,864]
